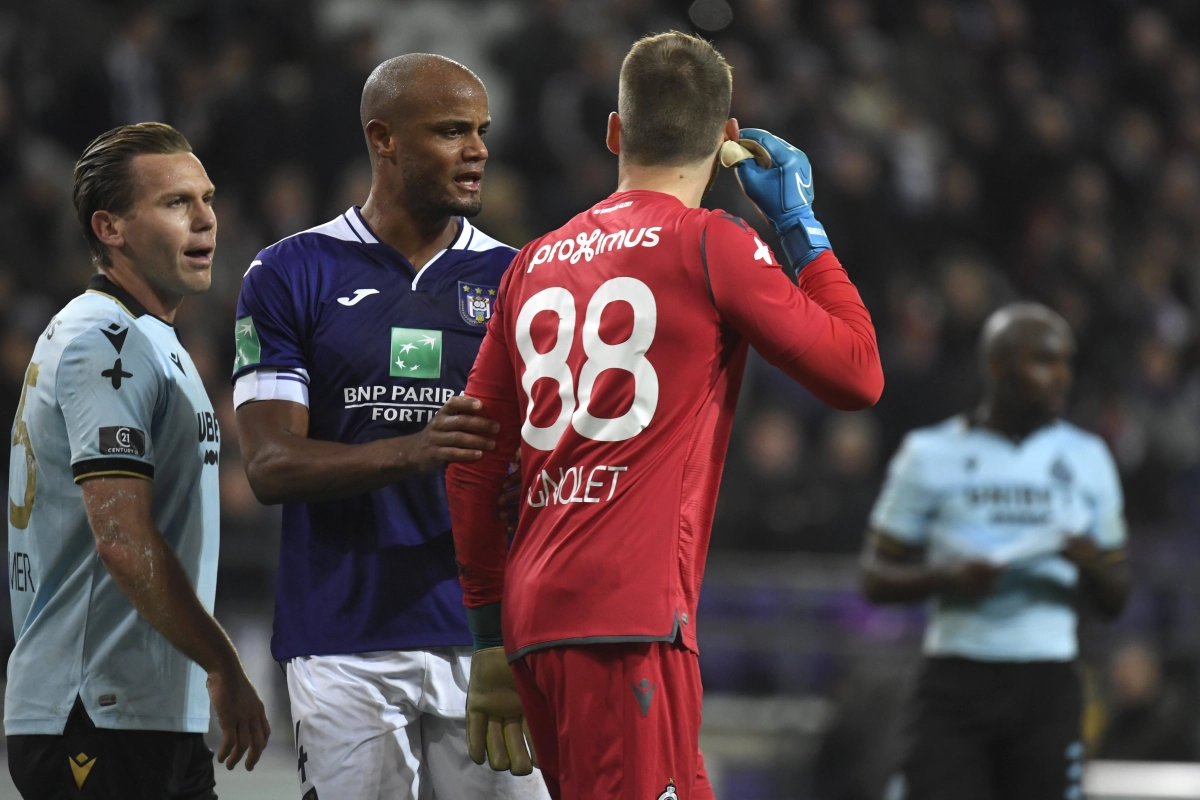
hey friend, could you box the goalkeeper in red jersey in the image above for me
[447,31,884,800]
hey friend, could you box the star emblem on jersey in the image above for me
[632,678,656,717]
[69,752,97,789]
[234,315,261,371]
[390,328,442,378]
[101,358,132,389]
[753,237,771,264]
[458,281,498,325]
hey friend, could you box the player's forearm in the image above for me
[83,481,241,675]
[96,528,241,674]
[241,431,418,504]
[862,564,947,603]
[1078,557,1131,619]
[861,550,954,604]
[447,449,512,609]
[783,252,883,409]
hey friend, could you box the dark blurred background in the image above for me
[3,1,1200,797]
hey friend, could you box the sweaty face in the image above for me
[1003,325,1074,417]
[117,153,217,297]
[395,76,490,218]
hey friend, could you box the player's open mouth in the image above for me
[454,171,482,192]
[184,247,213,266]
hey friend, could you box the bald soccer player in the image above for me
[232,55,548,800]
[863,303,1131,800]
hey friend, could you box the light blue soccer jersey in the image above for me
[6,275,220,735]
[870,416,1126,661]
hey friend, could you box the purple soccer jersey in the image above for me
[233,207,514,660]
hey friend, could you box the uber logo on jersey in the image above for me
[196,411,220,443]
[99,426,146,456]
[459,282,497,325]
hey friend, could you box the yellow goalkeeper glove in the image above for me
[466,646,538,776]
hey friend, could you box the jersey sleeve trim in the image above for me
[233,368,310,409]
[72,457,155,482]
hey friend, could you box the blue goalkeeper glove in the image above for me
[733,128,831,277]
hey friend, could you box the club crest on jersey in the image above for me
[459,282,497,325]
[656,783,678,800]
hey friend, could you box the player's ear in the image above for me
[724,117,740,143]
[364,119,396,161]
[606,112,621,156]
[91,210,125,253]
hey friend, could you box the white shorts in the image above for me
[286,647,549,800]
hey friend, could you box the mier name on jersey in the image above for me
[526,464,628,508]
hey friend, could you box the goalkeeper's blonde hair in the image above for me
[618,31,733,167]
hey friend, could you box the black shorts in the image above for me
[7,696,216,800]
[895,657,1084,800]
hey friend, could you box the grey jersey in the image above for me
[6,275,220,735]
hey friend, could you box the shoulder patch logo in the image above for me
[101,358,133,389]
[101,325,128,353]
[459,282,497,325]
[234,316,261,371]
[753,237,772,264]
[719,211,751,232]
[100,426,146,457]
[390,328,442,378]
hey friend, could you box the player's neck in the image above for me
[359,193,459,271]
[976,401,1056,443]
[615,158,717,208]
[98,262,182,324]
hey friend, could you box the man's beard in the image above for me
[401,156,483,219]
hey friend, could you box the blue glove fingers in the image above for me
[737,128,797,167]
[735,129,815,215]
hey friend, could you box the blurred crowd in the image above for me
[3,0,1200,774]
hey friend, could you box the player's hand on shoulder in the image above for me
[466,646,537,776]
[409,395,499,473]
[936,559,1003,601]
[206,663,271,771]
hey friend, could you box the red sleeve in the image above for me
[702,212,883,410]
[446,267,524,609]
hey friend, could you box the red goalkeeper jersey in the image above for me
[447,190,882,659]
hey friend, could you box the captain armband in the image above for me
[233,368,310,410]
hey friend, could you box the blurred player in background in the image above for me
[448,31,883,800]
[7,123,269,799]
[232,55,546,799]
[862,303,1131,800]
